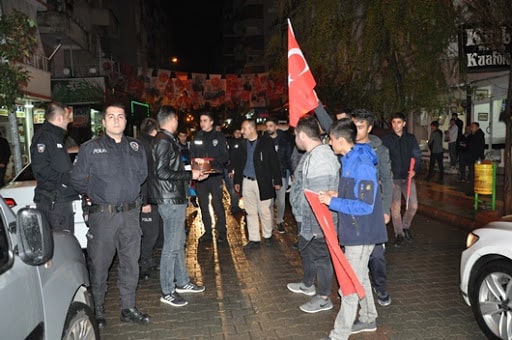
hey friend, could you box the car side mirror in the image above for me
[16,208,53,265]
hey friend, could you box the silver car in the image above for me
[0,195,98,339]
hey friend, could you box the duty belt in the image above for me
[89,199,141,214]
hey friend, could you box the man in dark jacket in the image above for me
[70,103,149,327]
[138,118,160,280]
[426,120,444,183]
[459,122,485,182]
[31,102,78,231]
[382,112,422,247]
[233,119,282,248]
[148,106,206,308]
[265,117,292,233]
[190,112,230,244]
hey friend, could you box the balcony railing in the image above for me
[22,55,49,71]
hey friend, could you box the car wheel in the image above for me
[62,302,99,340]
[469,260,512,340]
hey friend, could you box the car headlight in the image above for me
[465,232,479,249]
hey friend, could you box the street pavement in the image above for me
[99,169,497,339]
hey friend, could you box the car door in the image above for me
[0,209,45,339]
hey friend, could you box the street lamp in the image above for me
[170,56,179,77]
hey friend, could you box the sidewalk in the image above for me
[415,167,504,232]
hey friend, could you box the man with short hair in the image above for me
[351,109,393,307]
[70,103,149,327]
[426,120,444,183]
[232,119,282,248]
[382,112,422,247]
[148,106,206,307]
[31,101,78,232]
[138,117,160,280]
[287,115,339,313]
[319,118,387,338]
[459,122,485,183]
[265,117,292,233]
[190,112,230,244]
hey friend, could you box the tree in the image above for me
[0,9,37,174]
[459,0,512,215]
[266,0,458,116]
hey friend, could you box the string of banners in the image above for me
[106,62,287,111]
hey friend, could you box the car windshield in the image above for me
[13,164,34,182]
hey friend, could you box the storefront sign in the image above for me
[460,26,511,72]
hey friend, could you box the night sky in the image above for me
[165,1,224,74]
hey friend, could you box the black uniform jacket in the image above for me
[232,134,282,201]
[31,120,78,202]
[70,134,147,205]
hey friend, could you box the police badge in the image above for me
[130,141,139,151]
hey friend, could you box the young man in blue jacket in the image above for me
[319,119,387,339]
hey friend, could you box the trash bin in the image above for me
[474,161,496,210]
[474,162,494,195]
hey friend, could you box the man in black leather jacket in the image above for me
[148,106,207,308]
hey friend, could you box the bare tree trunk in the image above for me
[8,110,22,175]
[504,64,512,216]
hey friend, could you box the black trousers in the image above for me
[139,205,161,272]
[427,152,444,180]
[87,208,141,309]
[195,174,226,237]
[36,200,74,233]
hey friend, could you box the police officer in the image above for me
[190,112,229,243]
[70,103,149,328]
[31,102,78,231]
[138,117,161,280]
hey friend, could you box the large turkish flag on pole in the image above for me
[288,19,318,127]
[304,189,365,298]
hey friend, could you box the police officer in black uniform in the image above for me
[31,102,78,231]
[138,117,161,280]
[70,103,149,328]
[190,112,229,243]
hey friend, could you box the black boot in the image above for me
[120,307,151,324]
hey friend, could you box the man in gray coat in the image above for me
[287,115,340,314]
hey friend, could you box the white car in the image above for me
[460,218,512,339]
[0,163,88,248]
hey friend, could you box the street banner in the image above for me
[287,19,318,127]
[304,189,365,298]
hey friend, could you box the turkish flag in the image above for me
[304,189,365,298]
[288,19,318,127]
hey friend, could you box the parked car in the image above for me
[0,195,98,339]
[460,218,512,340]
[0,162,88,248]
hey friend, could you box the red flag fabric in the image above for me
[304,189,365,298]
[288,19,318,127]
[406,157,416,210]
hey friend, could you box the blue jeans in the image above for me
[158,203,189,295]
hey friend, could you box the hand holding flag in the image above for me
[288,19,318,127]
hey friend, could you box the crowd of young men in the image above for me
[37,99,430,338]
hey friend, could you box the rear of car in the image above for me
[0,163,88,248]
[460,220,512,339]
